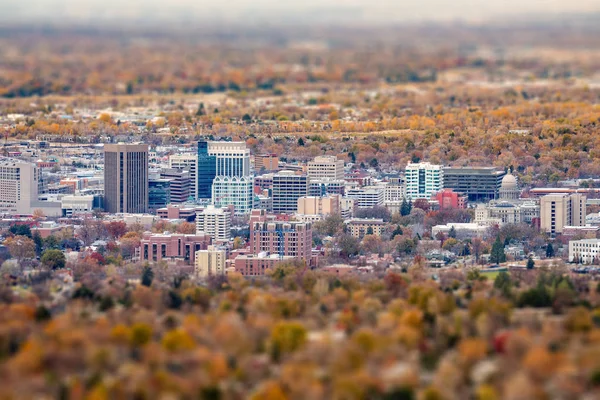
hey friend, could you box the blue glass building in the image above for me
[197,141,217,200]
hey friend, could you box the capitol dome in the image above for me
[499,172,520,200]
[501,173,518,189]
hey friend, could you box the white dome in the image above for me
[501,173,517,189]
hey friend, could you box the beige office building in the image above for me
[540,193,586,235]
[104,143,149,214]
[195,246,227,277]
[307,156,345,180]
[297,195,340,216]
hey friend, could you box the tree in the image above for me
[141,267,154,287]
[4,235,36,264]
[448,226,457,239]
[400,198,412,216]
[297,138,305,146]
[32,209,45,220]
[33,232,43,256]
[490,236,506,265]
[41,249,66,270]
[337,234,360,258]
[527,256,535,270]
[177,222,196,234]
[366,226,374,235]
[391,225,404,239]
[546,243,555,258]
[471,237,484,264]
[106,221,128,239]
[43,235,61,251]
[242,113,252,123]
[196,102,206,116]
[9,224,32,238]
[314,214,345,236]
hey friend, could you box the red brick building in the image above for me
[249,210,312,262]
[233,254,295,276]
[139,232,211,265]
[435,189,468,210]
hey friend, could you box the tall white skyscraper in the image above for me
[196,205,231,242]
[0,158,60,216]
[404,162,443,200]
[207,141,251,177]
[212,176,254,215]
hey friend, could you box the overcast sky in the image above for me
[1,0,599,24]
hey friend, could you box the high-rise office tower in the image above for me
[540,193,586,235]
[212,176,254,215]
[0,158,40,214]
[160,168,190,204]
[272,171,309,214]
[196,205,231,242]
[104,143,148,214]
[207,141,251,177]
[169,153,197,200]
[197,141,216,200]
[404,162,443,200]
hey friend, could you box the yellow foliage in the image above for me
[161,328,195,352]
[250,381,288,400]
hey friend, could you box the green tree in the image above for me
[391,225,404,239]
[297,137,305,146]
[338,234,360,258]
[546,243,555,258]
[9,224,32,238]
[448,226,457,239]
[196,102,205,116]
[490,236,506,265]
[33,232,43,257]
[527,256,535,270]
[40,249,66,270]
[43,235,61,250]
[366,226,374,235]
[141,266,154,287]
[494,271,512,297]
[400,198,412,216]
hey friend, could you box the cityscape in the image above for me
[1,1,600,398]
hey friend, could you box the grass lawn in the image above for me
[481,270,501,280]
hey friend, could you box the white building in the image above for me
[346,186,384,208]
[307,155,345,180]
[207,141,251,177]
[569,239,600,264]
[196,205,231,242]
[211,176,254,215]
[169,154,197,200]
[195,245,227,277]
[0,158,61,216]
[384,183,404,202]
[61,195,95,216]
[404,162,443,200]
[431,223,487,239]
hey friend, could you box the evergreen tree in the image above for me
[391,225,404,239]
[141,267,154,287]
[448,226,457,239]
[527,256,535,270]
[400,198,412,216]
[33,232,43,257]
[546,243,555,258]
[490,236,506,265]
[297,138,305,146]
[196,102,205,116]
[366,226,374,235]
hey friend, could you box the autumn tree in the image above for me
[5,235,36,265]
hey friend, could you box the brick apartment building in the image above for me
[139,232,211,265]
[248,210,312,261]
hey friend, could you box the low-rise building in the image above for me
[139,232,211,265]
[569,239,600,264]
[431,223,487,239]
[234,253,295,276]
[345,218,385,238]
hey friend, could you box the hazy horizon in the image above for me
[1,0,599,26]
